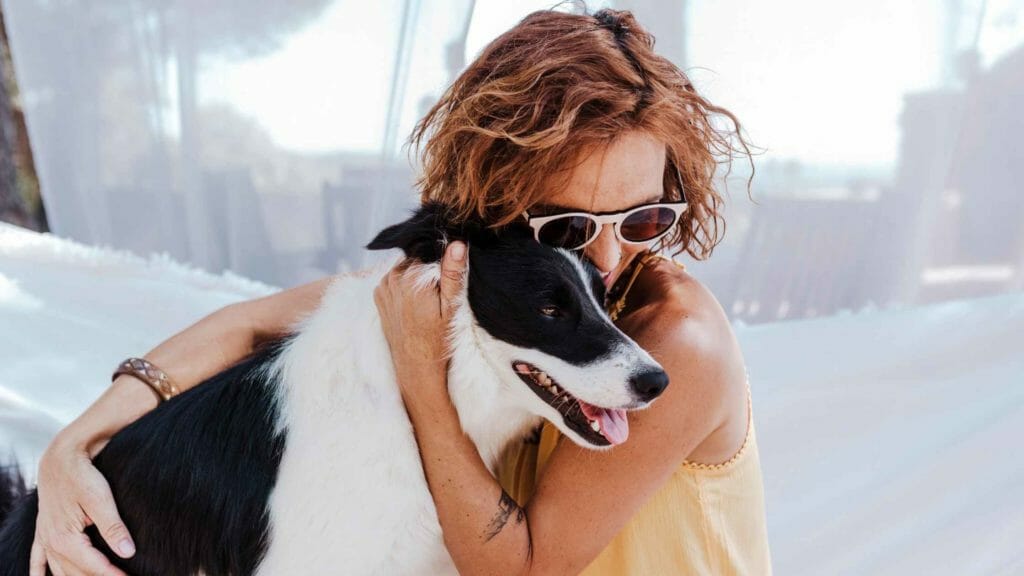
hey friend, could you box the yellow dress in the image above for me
[497,255,773,575]
[496,388,772,575]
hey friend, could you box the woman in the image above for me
[29,8,770,576]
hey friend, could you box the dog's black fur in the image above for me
[0,337,293,575]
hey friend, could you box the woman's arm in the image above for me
[31,274,338,576]
[64,274,336,458]
[375,244,747,576]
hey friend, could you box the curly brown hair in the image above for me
[406,6,752,260]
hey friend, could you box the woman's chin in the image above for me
[601,271,615,289]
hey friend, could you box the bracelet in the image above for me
[112,357,180,402]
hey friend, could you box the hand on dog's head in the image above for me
[366,202,523,262]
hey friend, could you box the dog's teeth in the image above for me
[540,374,551,384]
[550,385,559,394]
[590,420,601,432]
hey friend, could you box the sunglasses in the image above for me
[523,201,688,251]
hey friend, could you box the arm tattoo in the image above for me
[484,489,527,542]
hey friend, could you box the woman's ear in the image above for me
[366,202,461,262]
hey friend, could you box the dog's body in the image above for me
[257,262,537,575]
[0,204,668,575]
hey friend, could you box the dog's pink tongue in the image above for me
[599,409,630,445]
[580,401,630,445]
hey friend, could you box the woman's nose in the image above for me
[584,223,622,274]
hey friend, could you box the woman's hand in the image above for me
[373,241,468,406]
[30,432,132,576]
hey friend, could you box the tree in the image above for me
[0,5,46,232]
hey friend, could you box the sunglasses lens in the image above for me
[620,207,679,242]
[537,216,597,250]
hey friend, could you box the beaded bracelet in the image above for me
[111,357,180,402]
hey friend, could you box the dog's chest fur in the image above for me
[256,263,540,575]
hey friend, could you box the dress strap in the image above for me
[605,252,687,321]
[646,252,687,271]
[681,372,752,472]
[605,252,649,321]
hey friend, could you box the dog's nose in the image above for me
[630,368,669,402]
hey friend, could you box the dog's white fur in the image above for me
[254,253,659,575]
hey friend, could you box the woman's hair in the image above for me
[407,5,752,259]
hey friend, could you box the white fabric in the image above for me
[0,222,275,468]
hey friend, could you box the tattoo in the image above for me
[484,490,526,542]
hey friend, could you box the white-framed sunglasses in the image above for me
[523,201,688,251]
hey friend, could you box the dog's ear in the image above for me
[366,202,463,262]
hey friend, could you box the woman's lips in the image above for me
[602,271,614,288]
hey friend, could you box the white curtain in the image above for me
[0,0,478,285]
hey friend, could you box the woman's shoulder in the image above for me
[626,255,728,334]
[621,255,751,465]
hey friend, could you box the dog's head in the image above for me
[367,203,668,450]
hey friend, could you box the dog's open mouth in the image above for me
[512,362,629,447]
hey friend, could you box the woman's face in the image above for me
[534,130,667,290]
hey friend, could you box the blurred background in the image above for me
[1,2,1022,573]
[1,0,1022,324]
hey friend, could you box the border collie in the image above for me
[0,203,668,575]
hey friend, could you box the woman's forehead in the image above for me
[536,131,667,214]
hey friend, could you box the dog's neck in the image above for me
[440,268,542,475]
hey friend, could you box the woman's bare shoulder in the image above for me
[622,257,750,465]
[626,256,728,333]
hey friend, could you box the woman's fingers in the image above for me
[46,531,128,576]
[439,241,467,319]
[79,470,135,559]
[29,539,46,576]
[46,554,68,576]
[50,550,91,576]
[50,556,82,576]
[33,443,131,576]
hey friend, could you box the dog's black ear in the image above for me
[366,202,461,262]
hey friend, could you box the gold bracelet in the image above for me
[112,357,180,402]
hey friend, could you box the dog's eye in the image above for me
[539,305,562,318]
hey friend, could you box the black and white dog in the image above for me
[0,203,668,575]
